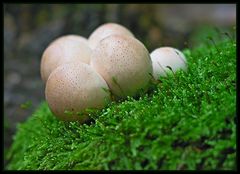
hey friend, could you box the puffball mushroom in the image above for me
[90,34,153,98]
[52,34,89,46]
[41,35,92,83]
[88,23,135,49]
[45,62,111,122]
[150,47,187,79]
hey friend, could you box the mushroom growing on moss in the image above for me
[150,47,187,79]
[90,34,153,98]
[88,23,135,49]
[45,62,111,122]
[40,35,92,83]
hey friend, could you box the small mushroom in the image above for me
[150,47,187,79]
[45,62,111,122]
[88,23,134,49]
[41,35,92,83]
[90,35,153,98]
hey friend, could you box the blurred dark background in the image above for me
[3,4,236,165]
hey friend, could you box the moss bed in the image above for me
[6,30,236,170]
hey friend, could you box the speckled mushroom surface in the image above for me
[90,34,153,98]
[40,35,92,83]
[88,23,135,50]
[45,62,111,122]
[150,47,187,79]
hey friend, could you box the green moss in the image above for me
[6,34,236,170]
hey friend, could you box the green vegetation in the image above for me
[6,32,236,170]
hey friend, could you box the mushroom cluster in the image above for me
[40,23,187,122]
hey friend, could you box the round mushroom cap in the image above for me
[88,23,134,50]
[150,47,187,79]
[41,35,92,83]
[52,35,89,46]
[90,35,153,98]
[45,62,111,122]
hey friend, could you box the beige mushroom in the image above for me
[41,35,92,83]
[45,62,111,122]
[88,23,134,49]
[150,47,187,79]
[52,34,89,46]
[90,35,153,98]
